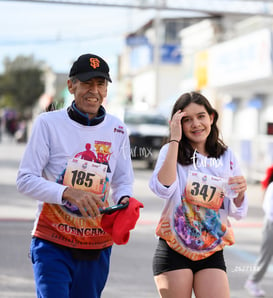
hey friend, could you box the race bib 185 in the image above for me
[63,158,107,194]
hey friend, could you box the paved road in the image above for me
[0,140,272,298]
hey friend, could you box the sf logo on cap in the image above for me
[89,58,100,69]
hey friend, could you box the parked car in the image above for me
[124,109,169,168]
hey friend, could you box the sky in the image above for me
[0,1,272,77]
[0,1,160,75]
[0,0,208,108]
[0,0,197,79]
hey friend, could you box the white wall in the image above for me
[132,64,183,109]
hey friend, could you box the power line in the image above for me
[1,0,273,16]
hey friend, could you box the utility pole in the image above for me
[153,1,160,107]
[153,0,166,108]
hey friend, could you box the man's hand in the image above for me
[119,196,130,204]
[62,187,104,218]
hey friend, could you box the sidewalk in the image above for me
[0,140,37,220]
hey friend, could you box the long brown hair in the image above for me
[170,92,227,165]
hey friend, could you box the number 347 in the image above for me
[190,182,216,202]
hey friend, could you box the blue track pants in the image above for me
[30,237,112,298]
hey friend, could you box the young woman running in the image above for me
[149,91,248,298]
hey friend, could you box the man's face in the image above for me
[67,77,108,119]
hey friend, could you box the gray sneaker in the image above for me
[245,280,265,297]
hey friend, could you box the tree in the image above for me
[0,55,45,114]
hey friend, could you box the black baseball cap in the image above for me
[69,53,112,82]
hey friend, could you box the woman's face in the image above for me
[181,102,214,154]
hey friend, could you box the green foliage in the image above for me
[0,55,45,113]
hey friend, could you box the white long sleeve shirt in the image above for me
[149,144,248,261]
[17,108,134,249]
